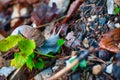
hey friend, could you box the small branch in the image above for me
[48,58,79,80]
[48,47,94,80]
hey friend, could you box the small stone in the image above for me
[92,65,102,75]
[99,17,107,26]
[88,17,92,22]
[106,64,113,74]
[91,15,97,21]
[0,67,16,77]
[0,34,4,40]
[107,21,115,29]
[70,72,81,80]
[82,38,89,48]
[115,23,120,28]
[34,68,52,80]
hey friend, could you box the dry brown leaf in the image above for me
[99,28,120,53]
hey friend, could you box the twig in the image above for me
[90,54,107,65]
[103,72,114,80]
[48,47,94,80]
[36,16,66,28]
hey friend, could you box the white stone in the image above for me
[106,64,113,74]
[20,7,28,16]
[0,67,16,77]
[115,23,120,28]
[11,4,20,19]
[91,15,97,21]
[82,38,89,48]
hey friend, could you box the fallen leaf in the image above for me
[62,0,85,23]
[31,2,59,26]
[99,28,120,53]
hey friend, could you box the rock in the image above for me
[98,50,111,61]
[105,64,113,74]
[91,15,97,21]
[34,68,52,80]
[107,21,115,29]
[113,62,120,79]
[115,23,120,28]
[69,72,81,80]
[99,17,107,26]
[92,65,102,75]
[82,38,89,48]
[0,34,4,40]
[0,67,16,77]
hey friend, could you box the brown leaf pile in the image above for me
[99,28,120,53]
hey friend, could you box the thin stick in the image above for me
[48,50,91,80]
[48,58,79,80]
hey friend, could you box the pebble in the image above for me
[0,34,4,40]
[99,17,107,26]
[0,67,16,77]
[105,64,113,74]
[92,65,102,75]
[69,72,81,80]
[91,15,97,21]
[115,23,120,28]
[107,21,115,29]
[82,38,89,48]
[34,68,52,80]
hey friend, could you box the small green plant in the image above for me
[0,35,44,70]
[0,35,65,70]
[114,6,120,14]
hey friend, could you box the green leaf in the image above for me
[11,53,26,68]
[0,35,23,52]
[35,58,44,69]
[18,39,36,57]
[79,59,87,68]
[57,39,65,46]
[10,38,36,69]
[114,6,120,14]
[68,56,87,71]
[26,56,35,70]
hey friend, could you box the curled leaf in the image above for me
[99,28,120,53]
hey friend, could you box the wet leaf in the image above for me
[99,28,120,53]
[31,2,59,26]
